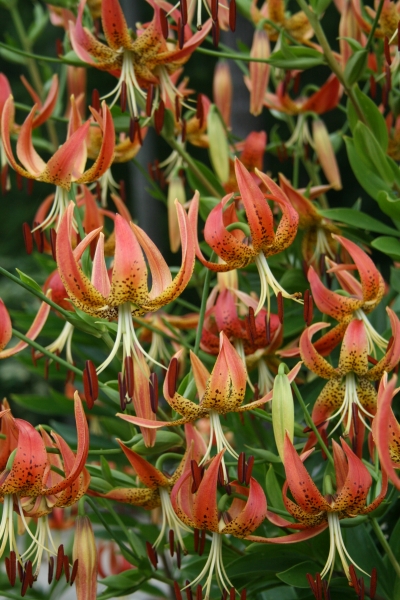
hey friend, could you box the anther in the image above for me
[358,576,365,599]
[175,96,181,121]
[384,36,392,66]
[150,372,159,413]
[129,117,135,143]
[398,22,400,51]
[245,455,254,484]
[212,20,220,47]
[370,75,376,99]
[70,559,79,585]
[22,222,33,255]
[199,529,206,556]
[387,336,394,352]
[349,565,360,593]
[55,544,65,581]
[238,452,246,483]
[230,587,235,600]
[146,541,158,569]
[83,360,98,409]
[18,561,23,582]
[27,179,34,195]
[168,357,179,397]
[211,0,218,21]
[118,372,127,411]
[386,64,391,93]
[307,295,313,326]
[196,95,204,128]
[229,0,236,31]
[196,584,203,600]
[56,38,63,56]
[160,9,169,39]
[169,529,175,557]
[265,314,271,345]
[176,542,182,568]
[16,171,23,191]
[191,460,203,493]
[370,567,377,599]
[322,580,330,600]
[246,307,257,344]
[21,571,29,597]
[124,355,134,400]
[32,221,44,253]
[91,89,100,112]
[50,228,57,261]
[9,551,16,586]
[48,556,54,584]
[218,463,225,486]
[136,117,143,145]
[120,179,126,202]
[181,118,187,143]
[146,85,154,117]
[120,81,127,113]
[25,560,34,587]
[178,18,185,49]
[174,581,183,600]
[155,100,165,135]
[240,590,246,600]
[277,292,284,324]
[180,0,188,24]
[63,555,70,582]
[222,590,228,600]
[186,580,193,600]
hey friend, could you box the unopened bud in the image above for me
[272,364,294,462]
[249,29,270,116]
[312,119,342,191]
[73,516,97,600]
[213,61,232,128]
[207,105,229,184]
[168,178,186,253]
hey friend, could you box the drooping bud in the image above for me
[207,104,229,184]
[73,516,97,600]
[213,61,232,128]
[168,177,186,253]
[249,29,270,116]
[271,363,294,462]
[312,120,342,191]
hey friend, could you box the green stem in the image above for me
[0,40,85,66]
[291,379,334,466]
[370,517,400,578]
[365,0,385,50]
[166,137,222,199]
[193,265,213,356]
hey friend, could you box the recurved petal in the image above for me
[299,322,336,379]
[15,102,47,175]
[332,439,372,514]
[92,486,160,508]
[247,523,328,544]
[308,265,362,320]
[301,75,341,114]
[278,173,321,227]
[223,478,267,537]
[336,319,368,376]
[190,351,211,400]
[130,223,172,297]
[235,159,275,249]
[236,362,302,412]
[193,450,223,532]
[77,103,115,184]
[91,233,111,297]
[366,308,400,380]
[0,292,51,359]
[116,413,196,429]
[22,74,59,129]
[117,440,170,488]
[101,0,134,49]
[372,376,400,489]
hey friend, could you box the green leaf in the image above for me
[15,269,43,294]
[348,87,388,150]
[186,159,225,197]
[377,190,400,220]
[10,390,74,416]
[131,431,183,455]
[312,0,333,16]
[344,137,393,201]
[353,122,394,185]
[344,50,368,86]
[319,208,400,236]
[267,46,325,70]
[277,561,321,587]
[28,4,49,44]
[199,196,219,221]
[371,236,400,260]
[391,266,400,293]
[266,465,286,511]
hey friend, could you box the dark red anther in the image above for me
[9,551,16,586]
[44,358,50,380]
[64,555,70,582]
[160,9,169,39]
[129,117,135,143]
[359,577,365,599]
[180,0,188,24]
[319,253,326,280]
[229,0,236,31]
[240,590,246,600]
[174,581,183,600]
[222,590,228,600]
[22,222,33,255]
[382,83,388,108]
[169,529,175,557]
[196,94,204,128]
[191,459,203,493]
[55,545,65,581]
[18,561,23,582]
[146,85,154,117]
[303,289,310,323]
[196,584,203,600]
[178,17,185,49]
[245,455,254,484]
[277,292,284,324]
[293,72,301,95]
[20,570,30,597]
[386,64,392,93]
[1,163,8,194]
[154,100,165,135]
[146,541,158,569]
[118,372,127,411]
[48,556,54,584]
[370,75,376,99]
[82,360,98,409]
[119,179,126,202]
[315,573,322,600]
[194,528,199,552]
[238,451,246,483]
[218,463,225,486]
[306,575,317,599]
[181,118,187,142]
[32,222,44,253]
[230,587,235,600]
[248,306,257,341]
[265,314,271,345]
[124,355,134,400]
[136,118,143,145]
[307,295,313,326]
[70,559,79,585]
[120,81,127,113]
[212,20,220,47]
[303,142,310,161]
[175,96,181,121]
[5,556,11,584]
[186,580,193,600]
[199,529,206,556]
[349,565,360,593]
[168,357,179,397]
[27,178,34,195]
[211,0,218,21]
[25,560,34,587]
[398,22,400,51]
[150,372,159,413]
[384,36,392,66]
[50,228,57,261]
[56,38,63,56]
[322,580,330,600]
[370,567,377,599]
[92,89,100,112]
[176,542,182,568]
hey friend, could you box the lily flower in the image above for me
[0,392,89,585]
[69,0,211,118]
[189,159,301,316]
[300,309,400,446]
[2,96,115,230]
[118,332,301,478]
[249,434,387,584]
[0,295,51,360]
[171,450,267,599]
[372,373,400,490]
[250,0,313,42]
[56,199,195,374]
[91,424,205,552]
[308,235,386,354]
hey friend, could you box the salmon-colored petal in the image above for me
[43,121,90,189]
[278,173,321,227]
[91,233,111,297]
[301,75,341,114]
[249,30,270,116]
[332,439,372,513]
[130,223,172,297]
[0,74,11,121]
[190,351,211,400]
[29,74,59,128]
[77,103,115,184]
[372,375,400,489]
[247,523,328,544]
[131,350,157,448]
[308,265,362,320]
[117,440,169,488]
[101,0,134,49]
[223,477,267,537]
[73,226,104,260]
[299,322,336,378]
[16,103,47,174]
[337,319,368,376]
[367,308,400,379]
[117,413,193,429]
[92,486,159,508]
[0,299,12,351]
[193,450,223,531]
[171,468,196,528]
[156,18,212,65]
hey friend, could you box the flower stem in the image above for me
[370,517,400,579]
[193,265,213,356]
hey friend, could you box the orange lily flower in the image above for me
[0,295,51,360]
[171,450,267,598]
[189,159,301,315]
[372,373,400,490]
[308,235,386,355]
[249,434,387,583]
[56,199,195,375]
[0,392,89,586]
[250,0,313,42]
[300,309,400,446]
[69,0,211,118]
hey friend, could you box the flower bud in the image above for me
[207,104,230,184]
[168,176,186,253]
[213,61,232,128]
[73,516,97,600]
[312,119,342,190]
[272,364,294,462]
[249,29,270,116]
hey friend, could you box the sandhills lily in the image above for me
[372,373,400,490]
